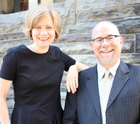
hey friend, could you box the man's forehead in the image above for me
[94,22,117,31]
[92,22,119,38]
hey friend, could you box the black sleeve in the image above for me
[0,49,17,80]
[62,92,79,124]
[61,51,76,71]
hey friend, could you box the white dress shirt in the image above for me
[97,59,120,124]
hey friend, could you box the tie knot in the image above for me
[104,70,110,78]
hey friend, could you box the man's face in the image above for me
[91,22,123,68]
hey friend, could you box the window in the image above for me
[20,0,28,11]
[0,0,54,14]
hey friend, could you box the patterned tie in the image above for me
[99,70,111,124]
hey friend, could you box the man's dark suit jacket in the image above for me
[63,61,140,124]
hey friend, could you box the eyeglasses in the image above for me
[92,35,121,45]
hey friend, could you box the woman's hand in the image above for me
[66,62,89,94]
[66,65,78,94]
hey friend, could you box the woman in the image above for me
[0,4,88,124]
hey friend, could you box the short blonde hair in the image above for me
[24,4,61,41]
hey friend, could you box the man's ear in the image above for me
[120,37,123,45]
[91,42,95,51]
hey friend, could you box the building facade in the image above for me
[0,0,55,14]
[0,0,140,122]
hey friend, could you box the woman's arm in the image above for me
[0,78,12,124]
[66,61,89,94]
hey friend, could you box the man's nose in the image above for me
[101,39,109,46]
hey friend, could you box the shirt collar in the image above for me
[97,63,106,81]
[97,59,120,81]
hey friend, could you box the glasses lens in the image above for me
[107,36,115,42]
[95,38,103,43]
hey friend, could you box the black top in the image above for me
[0,45,76,124]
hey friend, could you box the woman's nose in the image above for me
[40,29,48,35]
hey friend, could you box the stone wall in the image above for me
[0,0,140,121]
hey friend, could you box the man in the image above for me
[62,21,140,124]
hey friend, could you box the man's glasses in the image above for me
[92,35,121,45]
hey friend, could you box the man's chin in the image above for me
[100,58,114,65]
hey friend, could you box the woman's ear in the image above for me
[55,32,58,38]
[30,30,32,38]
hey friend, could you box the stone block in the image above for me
[121,34,134,41]
[55,42,93,54]
[113,17,140,34]
[0,39,33,54]
[60,91,67,109]
[66,17,140,34]
[77,6,139,23]
[77,0,140,12]
[8,109,13,118]
[60,83,67,91]
[7,89,14,98]
[61,26,66,35]
[136,34,140,53]
[53,0,76,26]
[120,53,140,64]
[0,11,26,34]
[61,91,67,100]
[57,34,92,43]
[70,54,97,67]
[66,22,98,34]
[0,32,26,42]
[0,55,3,69]
[133,5,140,16]
[120,53,132,63]
[122,40,134,53]
[6,99,15,109]
[130,54,140,64]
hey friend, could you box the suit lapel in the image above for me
[86,65,101,117]
[107,61,129,109]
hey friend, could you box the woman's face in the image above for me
[31,15,55,52]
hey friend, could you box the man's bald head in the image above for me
[92,21,120,39]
